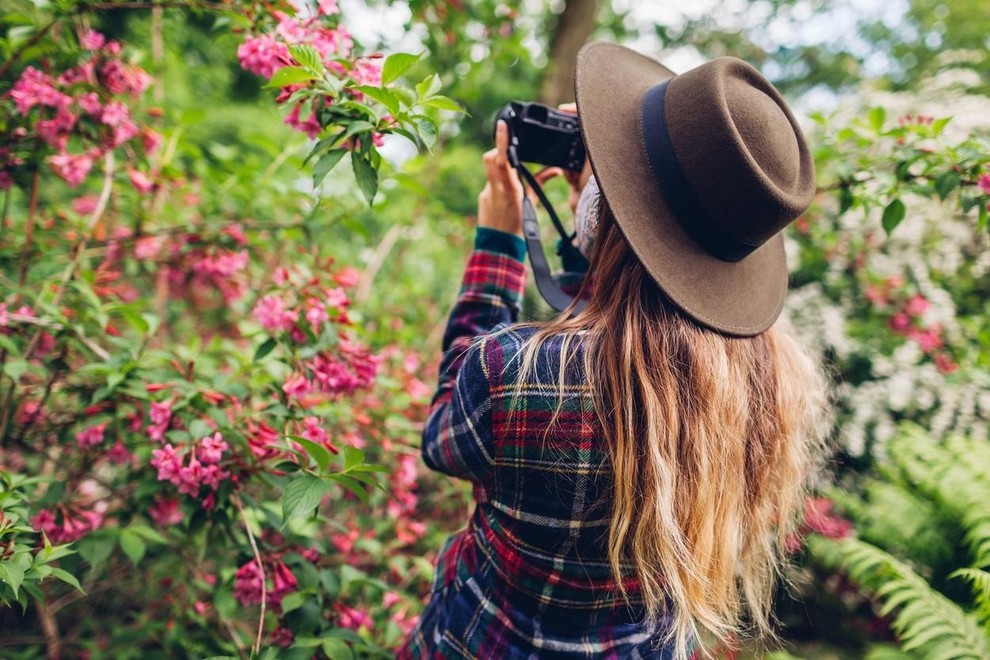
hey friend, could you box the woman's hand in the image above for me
[477,120,561,237]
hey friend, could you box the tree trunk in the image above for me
[539,0,600,107]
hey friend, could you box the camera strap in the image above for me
[510,148,588,315]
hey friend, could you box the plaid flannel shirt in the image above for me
[399,229,692,659]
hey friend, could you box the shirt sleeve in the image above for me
[421,228,527,481]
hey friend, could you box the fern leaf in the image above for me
[951,568,990,631]
[811,536,990,659]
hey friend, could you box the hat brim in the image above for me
[575,42,787,337]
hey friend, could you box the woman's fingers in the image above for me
[534,167,563,186]
[558,102,577,114]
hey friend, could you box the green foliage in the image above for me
[811,425,990,658]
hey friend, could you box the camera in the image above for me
[494,101,586,172]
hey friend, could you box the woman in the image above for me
[400,43,828,659]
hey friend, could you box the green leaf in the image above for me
[282,475,331,523]
[265,66,316,89]
[3,359,28,384]
[188,418,211,441]
[289,44,324,75]
[881,198,906,235]
[868,107,886,133]
[280,590,305,614]
[351,153,378,205]
[322,639,354,659]
[356,85,401,116]
[931,116,951,136]
[0,562,24,597]
[329,474,371,504]
[127,524,168,545]
[415,74,442,100]
[290,435,333,472]
[933,171,960,201]
[421,95,464,113]
[342,446,365,471]
[119,530,146,565]
[382,52,422,85]
[313,149,347,188]
[415,117,438,150]
[49,567,85,594]
[253,337,277,362]
[979,203,989,231]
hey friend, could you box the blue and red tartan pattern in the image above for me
[399,235,696,659]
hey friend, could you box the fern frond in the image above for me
[811,536,990,659]
[951,567,990,631]
[886,425,990,567]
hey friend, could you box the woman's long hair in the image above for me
[510,203,829,658]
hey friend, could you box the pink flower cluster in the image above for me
[235,5,392,140]
[150,432,230,503]
[865,280,958,374]
[76,423,108,449]
[233,555,298,610]
[31,505,105,544]
[786,496,853,553]
[6,31,159,188]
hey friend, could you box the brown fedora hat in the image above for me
[574,42,815,337]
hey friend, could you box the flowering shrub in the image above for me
[786,88,990,461]
[0,0,467,655]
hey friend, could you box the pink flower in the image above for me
[127,168,155,194]
[383,591,401,609]
[888,312,911,334]
[306,299,328,332]
[274,11,307,43]
[176,458,205,496]
[31,507,104,544]
[233,559,264,606]
[193,601,210,615]
[149,497,184,527]
[904,295,929,317]
[10,67,67,115]
[318,0,340,14]
[311,28,353,60]
[270,559,298,607]
[0,171,12,191]
[282,374,311,399]
[76,423,107,449]
[336,604,372,631]
[49,152,95,187]
[284,101,322,139]
[78,92,103,117]
[350,59,382,87]
[100,101,130,127]
[300,416,333,448]
[149,400,172,426]
[140,127,162,155]
[223,223,248,246]
[17,400,42,426]
[107,441,132,465]
[334,266,360,288]
[36,105,78,150]
[979,173,990,195]
[253,294,297,333]
[99,60,152,97]
[135,235,165,260]
[912,327,944,353]
[802,497,853,540]
[271,626,294,647]
[72,195,100,215]
[198,432,229,464]
[325,287,349,308]
[237,35,290,78]
[151,443,182,481]
[80,29,106,50]
[934,352,958,374]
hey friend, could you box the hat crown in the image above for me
[660,57,815,252]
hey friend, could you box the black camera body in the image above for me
[494,101,586,172]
